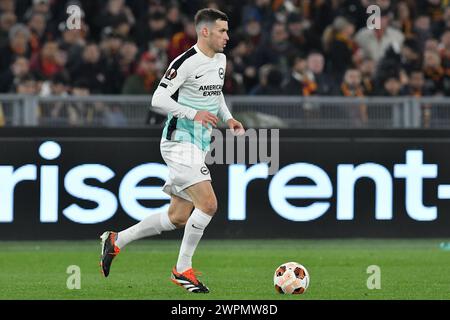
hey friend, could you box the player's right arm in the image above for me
[151,61,197,120]
[151,59,218,127]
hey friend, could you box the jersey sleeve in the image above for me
[218,93,233,123]
[158,59,190,96]
[151,87,197,120]
[151,50,198,120]
[218,56,233,122]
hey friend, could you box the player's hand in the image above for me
[227,118,245,136]
[194,111,219,128]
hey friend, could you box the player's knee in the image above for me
[168,210,190,228]
[169,214,188,228]
[199,199,217,215]
[173,218,188,228]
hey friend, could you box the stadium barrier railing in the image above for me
[1,95,449,128]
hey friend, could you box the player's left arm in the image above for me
[219,93,245,135]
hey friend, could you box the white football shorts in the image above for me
[160,138,211,202]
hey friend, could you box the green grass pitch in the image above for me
[0,239,449,300]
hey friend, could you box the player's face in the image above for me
[208,20,229,53]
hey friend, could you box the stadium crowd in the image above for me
[1,0,450,100]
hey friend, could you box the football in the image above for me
[274,262,309,294]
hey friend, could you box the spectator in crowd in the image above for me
[340,68,365,98]
[38,72,70,125]
[100,28,123,61]
[27,0,51,15]
[110,14,132,40]
[5,74,37,126]
[1,0,450,102]
[167,18,196,61]
[27,12,48,53]
[253,22,294,76]
[339,68,368,126]
[434,5,450,37]
[145,0,167,16]
[0,56,30,92]
[26,0,57,37]
[413,15,433,51]
[236,11,263,49]
[0,24,32,73]
[136,11,170,51]
[0,12,16,46]
[69,43,106,93]
[57,22,86,69]
[427,37,441,52]
[283,51,333,96]
[439,29,450,76]
[104,105,128,127]
[284,50,331,119]
[393,0,414,39]
[399,39,422,73]
[99,29,125,94]
[376,37,422,92]
[65,78,90,126]
[0,0,15,15]
[71,78,90,97]
[223,59,245,95]
[323,16,357,81]
[122,51,159,95]
[402,68,429,96]
[23,0,52,22]
[283,53,309,96]
[118,40,138,78]
[166,4,184,36]
[49,72,70,96]
[15,74,38,94]
[354,10,404,63]
[375,0,394,16]
[230,37,258,92]
[241,0,274,33]
[309,0,343,34]
[250,64,284,95]
[30,40,67,79]
[306,51,335,95]
[378,74,403,96]
[97,0,135,37]
[337,0,374,30]
[286,12,321,55]
[419,0,445,30]
[148,31,169,77]
[359,58,376,95]
[423,49,444,94]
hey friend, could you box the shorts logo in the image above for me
[218,68,224,79]
[165,68,177,80]
[200,166,209,175]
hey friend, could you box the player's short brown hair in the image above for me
[194,8,228,27]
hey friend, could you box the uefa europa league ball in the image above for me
[274,262,309,294]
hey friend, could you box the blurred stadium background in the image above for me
[2,0,450,127]
[0,0,449,300]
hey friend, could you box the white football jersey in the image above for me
[158,44,227,150]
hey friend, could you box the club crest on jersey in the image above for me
[165,68,177,80]
[200,166,210,175]
[218,67,224,79]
